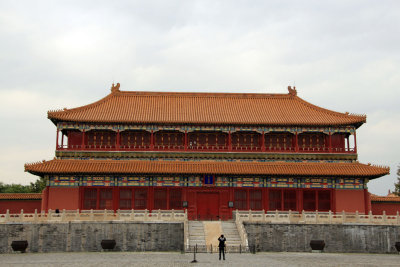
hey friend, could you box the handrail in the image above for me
[234,210,400,225]
[234,210,249,247]
[57,144,357,154]
[0,209,187,223]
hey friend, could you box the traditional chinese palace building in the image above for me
[24,84,389,220]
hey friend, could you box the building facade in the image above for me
[25,84,389,220]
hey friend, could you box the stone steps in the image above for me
[221,221,242,246]
[188,221,206,246]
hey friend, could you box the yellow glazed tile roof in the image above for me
[48,85,366,126]
[0,193,42,200]
[25,159,388,178]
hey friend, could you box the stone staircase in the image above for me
[188,221,206,249]
[187,220,245,253]
[221,221,242,248]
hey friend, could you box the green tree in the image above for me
[29,177,47,193]
[0,177,46,193]
[395,165,400,196]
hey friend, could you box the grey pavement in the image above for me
[0,252,399,267]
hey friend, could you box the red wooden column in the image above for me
[346,136,350,152]
[113,186,119,211]
[148,187,154,211]
[184,130,188,151]
[150,130,154,150]
[354,131,357,153]
[116,130,120,150]
[263,188,269,211]
[56,128,59,149]
[81,130,86,149]
[228,131,232,151]
[295,132,299,152]
[328,132,332,153]
[261,131,266,152]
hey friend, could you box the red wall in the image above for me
[47,187,80,211]
[335,189,366,213]
[0,200,41,214]
[371,202,400,215]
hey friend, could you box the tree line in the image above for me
[0,177,46,193]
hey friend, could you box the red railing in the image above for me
[57,144,356,154]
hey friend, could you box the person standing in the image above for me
[218,234,226,260]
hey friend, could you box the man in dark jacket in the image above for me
[218,234,226,260]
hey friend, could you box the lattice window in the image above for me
[169,189,182,209]
[234,190,247,210]
[303,190,316,211]
[217,134,228,147]
[134,188,147,209]
[318,190,331,211]
[269,189,282,210]
[283,190,296,211]
[119,189,132,209]
[99,189,113,209]
[83,188,97,209]
[249,189,262,210]
[154,188,167,209]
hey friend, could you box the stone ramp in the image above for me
[203,221,222,251]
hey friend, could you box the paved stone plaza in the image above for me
[0,252,399,267]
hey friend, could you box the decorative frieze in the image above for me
[118,176,149,186]
[335,178,364,189]
[268,177,297,188]
[152,176,184,187]
[57,122,355,135]
[301,178,334,189]
[47,175,367,190]
[81,176,115,186]
[48,175,79,187]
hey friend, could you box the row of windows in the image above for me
[83,188,183,210]
[83,188,331,211]
[234,189,331,211]
[68,130,349,150]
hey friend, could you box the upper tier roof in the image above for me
[48,84,366,127]
[25,159,389,179]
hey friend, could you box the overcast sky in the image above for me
[0,0,399,195]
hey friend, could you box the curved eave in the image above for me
[25,160,389,179]
[47,89,366,128]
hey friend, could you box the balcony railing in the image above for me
[0,209,187,223]
[57,144,356,154]
[234,210,400,225]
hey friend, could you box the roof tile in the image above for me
[0,193,42,200]
[48,90,366,126]
[25,159,389,178]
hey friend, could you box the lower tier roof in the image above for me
[24,159,389,179]
[0,193,42,200]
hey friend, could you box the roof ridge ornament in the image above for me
[288,86,297,96]
[111,82,120,93]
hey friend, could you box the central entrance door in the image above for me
[197,192,219,220]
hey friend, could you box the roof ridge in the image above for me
[118,90,291,98]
